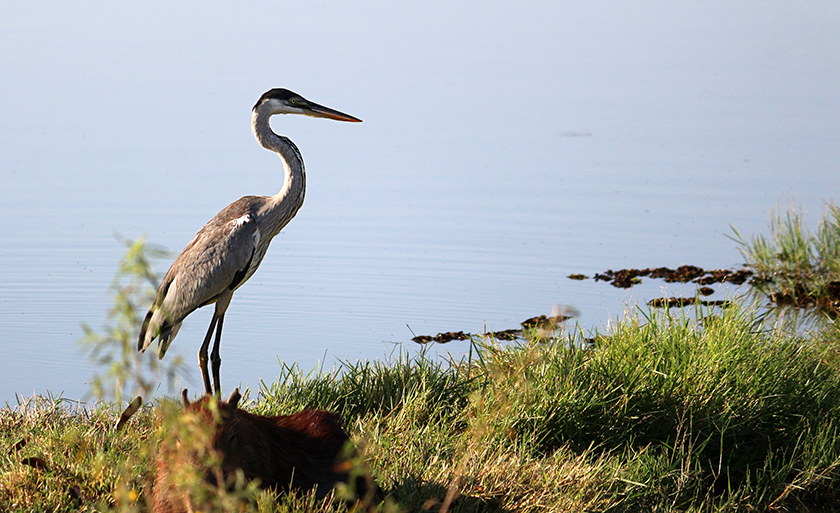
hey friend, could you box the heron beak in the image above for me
[304,101,362,123]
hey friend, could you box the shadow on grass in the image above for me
[386,474,511,513]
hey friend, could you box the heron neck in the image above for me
[251,109,306,238]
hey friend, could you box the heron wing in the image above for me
[164,206,261,320]
[139,198,262,353]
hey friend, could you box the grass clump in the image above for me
[246,302,840,511]
[462,305,840,510]
[254,348,473,421]
[0,395,157,512]
[732,203,840,316]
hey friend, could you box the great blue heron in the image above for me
[138,88,361,395]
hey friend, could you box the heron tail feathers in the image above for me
[138,310,155,352]
[156,322,182,359]
[138,305,181,358]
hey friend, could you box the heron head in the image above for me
[253,88,362,122]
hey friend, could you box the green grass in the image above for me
[3,302,840,512]
[732,203,840,316]
[0,394,155,511]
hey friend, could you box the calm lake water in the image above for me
[1,2,838,403]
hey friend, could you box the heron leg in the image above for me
[210,314,225,396]
[198,314,219,395]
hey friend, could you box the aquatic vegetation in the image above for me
[732,203,840,317]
